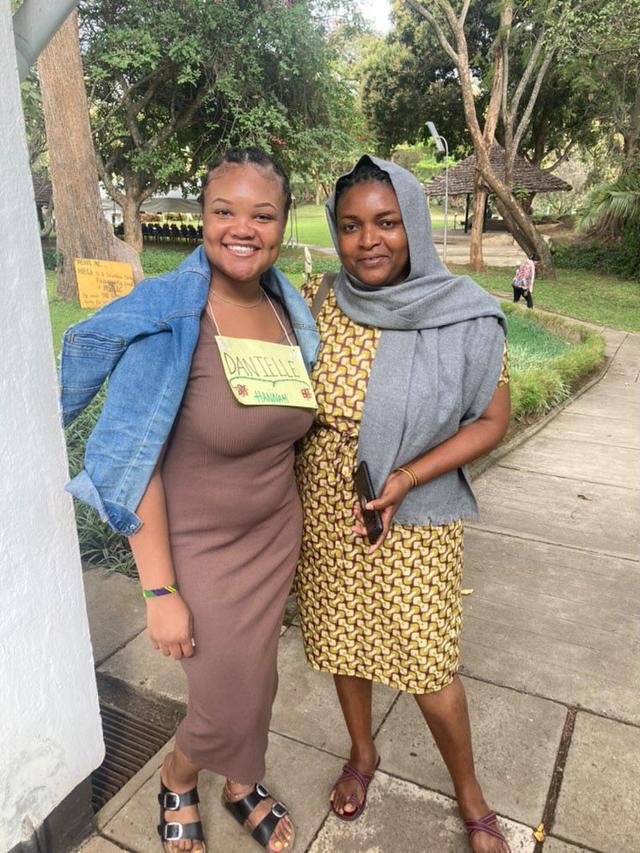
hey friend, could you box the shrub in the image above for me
[551,235,640,281]
[502,303,605,420]
[42,247,58,270]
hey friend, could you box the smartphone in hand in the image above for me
[354,461,384,545]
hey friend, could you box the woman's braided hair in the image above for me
[200,147,292,217]
[334,159,392,210]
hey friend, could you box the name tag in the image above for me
[216,336,317,409]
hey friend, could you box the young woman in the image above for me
[295,156,511,853]
[60,148,320,853]
[512,253,540,308]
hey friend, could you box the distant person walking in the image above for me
[511,253,540,308]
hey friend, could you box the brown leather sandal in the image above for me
[330,756,380,822]
[464,812,511,851]
[157,779,206,850]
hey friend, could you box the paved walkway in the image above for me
[79,324,639,853]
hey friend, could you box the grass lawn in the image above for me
[452,263,640,332]
[292,204,332,247]
[507,311,571,372]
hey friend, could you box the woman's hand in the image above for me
[353,470,412,554]
[146,593,195,660]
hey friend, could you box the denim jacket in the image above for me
[60,246,320,535]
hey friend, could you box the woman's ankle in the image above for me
[224,779,254,799]
[455,779,489,817]
[350,741,378,766]
[162,752,198,791]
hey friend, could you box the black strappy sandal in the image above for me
[223,782,293,850]
[158,779,206,850]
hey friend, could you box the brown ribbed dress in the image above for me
[161,305,314,783]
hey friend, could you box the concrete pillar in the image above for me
[0,1,104,850]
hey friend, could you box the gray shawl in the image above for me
[326,155,507,524]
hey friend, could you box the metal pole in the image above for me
[441,135,449,266]
[425,122,449,264]
[13,0,80,82]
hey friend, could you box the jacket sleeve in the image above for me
[58,272,169,425]
[59,320,126,426]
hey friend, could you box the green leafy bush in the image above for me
[42,247,57,270]
[503,303,605,420]
[551,233,640,281]
[552,169,640,281]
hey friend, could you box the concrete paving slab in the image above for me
[374,678,566,826]
[603,356,640,382]
[97,630,188,704]
[604,348,639,373]
[540,412,640,449]
[542,839,592,853]
[307,771,535,853]
[271,627,398,756]
[613,330,640,355]
[601,330,629,359]
[567,388,640,421]
[596,381,639,403]
[460,529,640,723]
[471,468,639,560]
[554,713,640,852]
[499,436,639,489]
[463,528,640,636]
[598,360,640,384]
[83,568,146,666]
[78,837,124,852]
[102,732,341,853]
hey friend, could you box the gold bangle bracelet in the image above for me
[396,466,419,489]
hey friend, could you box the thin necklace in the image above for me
[207,292,295,348]
[211,288,264,309]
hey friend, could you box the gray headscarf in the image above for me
[326,154,507,524]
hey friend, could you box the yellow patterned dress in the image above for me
[295,275,509,695]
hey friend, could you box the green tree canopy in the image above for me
[361,0,498,156]
[78,0,364,248]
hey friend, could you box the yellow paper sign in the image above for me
[74,258,135,309]
[216,335,317,409]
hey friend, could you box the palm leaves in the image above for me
[578,170,640,239]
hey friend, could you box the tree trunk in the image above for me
[465,138,554,277]
[623,80,640,169]
[469,172,486,271]
[494,192,554,277]
[122,192,144,254]
[37,11,143,300]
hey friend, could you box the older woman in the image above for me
[296,156,511,853]
[61,148,319,853]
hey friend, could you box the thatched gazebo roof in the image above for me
[424,143,572,196]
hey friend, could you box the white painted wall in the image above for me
[0,2,104,849]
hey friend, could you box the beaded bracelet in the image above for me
[395,465,419,489]
[142,584,178,599]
